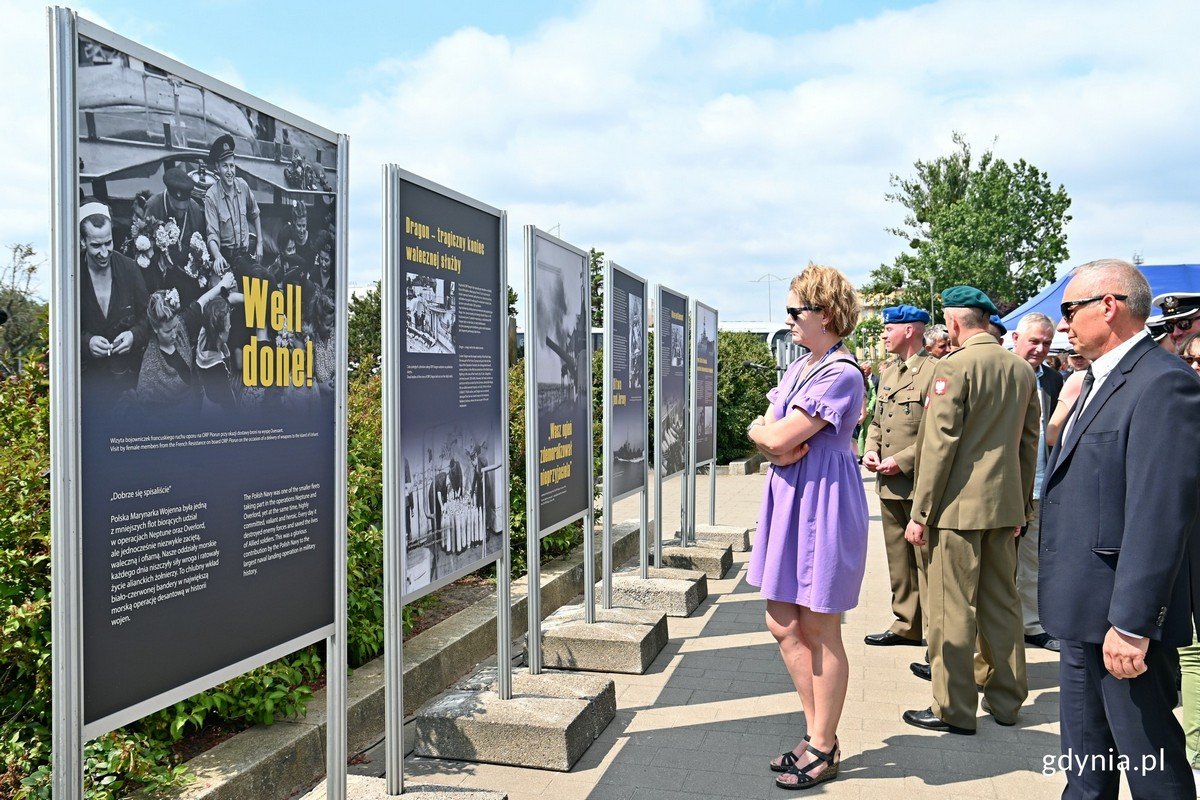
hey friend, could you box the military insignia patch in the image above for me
[933,378,948,396]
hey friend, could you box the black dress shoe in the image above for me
[902,707,975,735]
[865,631,923,647]
[1024,632,1061,652]
[910,662,931,681]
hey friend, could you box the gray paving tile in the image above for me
[334,473,1070,800]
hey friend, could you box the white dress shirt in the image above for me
[1061,330,1149,443]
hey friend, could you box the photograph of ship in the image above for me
[658,398,686,476]
[401,422,503,598]
[533,238,591,531]
[627,293,643,389]
[610,404,645,498]
[671,322,685,367]
[695,310,716,455]
[406,273,456,355]
[535,260,587,410]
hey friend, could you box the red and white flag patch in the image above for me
[933,378,949,396]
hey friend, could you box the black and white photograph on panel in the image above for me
[628,292,644,390]
[657,287,689,479]
[695,303,718,465]
[533,233,591,535]
[395,176,505,602]
[402,422,500,596]
[405,273,457,355]
[73,28,339,735]
[608,266,647,499]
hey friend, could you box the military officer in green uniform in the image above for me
[862,304,936,648]
[900,286,1040,735]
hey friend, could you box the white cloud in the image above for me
[3,0,1199,320]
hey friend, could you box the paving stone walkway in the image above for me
[308,469,1132,799]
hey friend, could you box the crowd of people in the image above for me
[746,260,1200,796]
[79,134,337,414]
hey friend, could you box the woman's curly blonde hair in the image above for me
[789,263,861,340]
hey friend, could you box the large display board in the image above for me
[63,19,344,738]
[694,302,718,465]
[606,264,648,501]
[526,229,593,536]
[655,286,689,479]
[389,171,506,604]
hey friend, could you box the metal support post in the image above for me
[50,7,84,800]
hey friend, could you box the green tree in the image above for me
[589,248,604,328]
[850,314,884,358]
[864,133,1072,318]
[347,281,381,378]
[0,244,48,376]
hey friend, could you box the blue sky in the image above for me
[93,0,927,104]
[2,0,1198,321]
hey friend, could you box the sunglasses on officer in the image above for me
[1059,293,1128,323]
[1165,317,1196,334]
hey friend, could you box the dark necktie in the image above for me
[1066,367,1095,442]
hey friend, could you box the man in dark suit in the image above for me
[1011,312,1063,652]
[1040,259,1200,798]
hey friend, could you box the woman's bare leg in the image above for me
[766,600,815,764]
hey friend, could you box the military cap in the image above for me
[941,285,998,314]
[208,133,236,164]
[882,304,931,325]
[989,314,1007,334]
[1152,291,1200,322]
[162,166,196,193]
[1146,314,1170,342]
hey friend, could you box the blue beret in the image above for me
[882,304,931,325]
[989,314,1006,334]
[941,285,999,315]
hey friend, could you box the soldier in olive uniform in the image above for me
[862,305,936,647]
[901,286,1040,735]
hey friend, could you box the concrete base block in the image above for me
[659,539,733,579]
[539,604,669,674]
[604,566,708,617]
[686,524,753,552]
[317,775,506,800]
[727,454,765,475]
[411,667,615,772]
[402,789,507,800]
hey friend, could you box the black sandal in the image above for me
[769,734,809,773]
[775,738,838,790]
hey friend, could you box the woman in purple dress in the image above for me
[746,264,868,790]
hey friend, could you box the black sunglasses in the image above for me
[1182,355,1200,366]
[786,305,823,319]
[1166,318,1195,334]
[1059,294,1128,323]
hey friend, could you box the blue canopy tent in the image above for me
[1002,264,1200,326]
